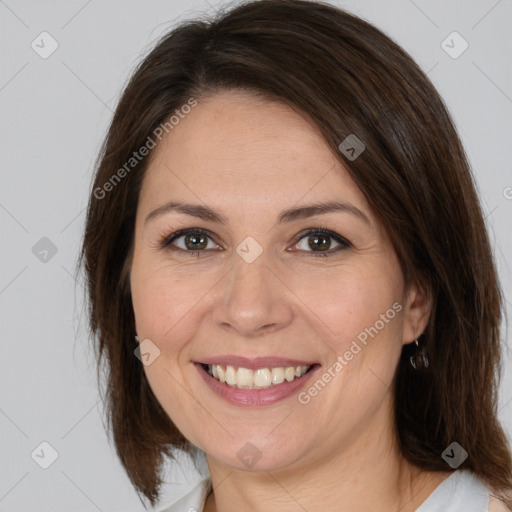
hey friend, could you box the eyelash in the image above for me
[159,226,351,258]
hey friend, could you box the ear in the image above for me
[401,277,431,345]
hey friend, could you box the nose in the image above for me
[212,252,294,337]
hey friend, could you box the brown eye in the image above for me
[292,228,351,257]
[161,228,220,254]
[183,232,208,250]
[307,233,332,251]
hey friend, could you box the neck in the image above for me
[204,397,448,512]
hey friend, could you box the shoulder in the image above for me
[417,470,508,512]
[489,497,511,512]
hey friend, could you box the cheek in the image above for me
[289,260,405,406]
[286,259,403,342]
[294,266,404,428]
[130,263,216,429]
[131,261,216,347]
[131,263,209,444]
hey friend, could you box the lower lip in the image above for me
[195,363,321,407]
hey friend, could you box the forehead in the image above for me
[139,90,371,220]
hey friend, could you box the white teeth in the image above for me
[254,368,272,387]
[284,366,296,381]
[206,364,311,389]
[236,367,253,388]
[271,367,285,385]
[225,366,237,385]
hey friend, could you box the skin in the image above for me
[130,90,451,511]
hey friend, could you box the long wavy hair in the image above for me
[79,0,512,507]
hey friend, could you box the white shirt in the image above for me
[156,470,493,511]
[157,475,211,512]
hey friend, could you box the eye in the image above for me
[290,228,351,257]
[160,228,220,256]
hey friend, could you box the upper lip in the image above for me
[197,356,318,370]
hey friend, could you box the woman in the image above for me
[79,1,512,510]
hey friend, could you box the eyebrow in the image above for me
[145,200,371,226]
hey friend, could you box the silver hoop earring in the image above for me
[409,336,429,370]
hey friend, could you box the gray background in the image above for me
[1,0,511,510]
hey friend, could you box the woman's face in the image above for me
[130,90,429,472]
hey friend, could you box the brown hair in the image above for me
[79,0,512,507]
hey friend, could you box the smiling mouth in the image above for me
[201,363,316,389]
